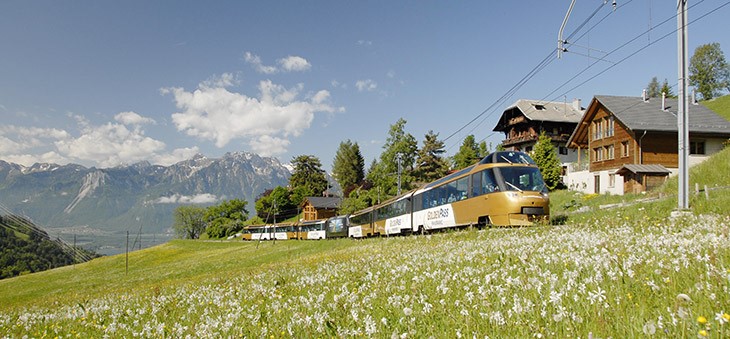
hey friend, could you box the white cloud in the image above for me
[1,151,69,167]
[200,73,238,88]
[114,111,156,125]
[164,78,340,156]
[356,79,378,92]
[153,147,201,166]
[154,193,218,204]
[278,56,311,72]
[357,40,373,46]
[249,135,290,156]
[54,120,166,167]
[386,70,396,79]
[244,52,278,74]
[244,52,311,74]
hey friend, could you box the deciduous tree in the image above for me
[204,199,248,238]
[531,132,563,191]
[690,42,730,100]
[172,205,207,239]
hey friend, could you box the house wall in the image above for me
[564,169,624,195]
[587,107,638,172]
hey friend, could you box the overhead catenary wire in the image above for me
[445,0,727,151]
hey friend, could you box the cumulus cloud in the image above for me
[153,147,201,166]
[54,118,166,168]
[114,111,156,125]
[244,52,311,74]
[244,52,279,74]
[356,79,378,92]
[154,193,219,204]
[163,77,341,156]
[278,56,311,72]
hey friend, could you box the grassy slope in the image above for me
[702,94,730,121]
[0,238,356,309]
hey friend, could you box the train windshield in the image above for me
[497,166,547,193]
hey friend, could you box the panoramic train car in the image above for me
[411,151,549,231]
[347,206,374,238]
[297,219,327,240]
[241,224,292,240]
[352,151,549,236]
[324,215,350,238]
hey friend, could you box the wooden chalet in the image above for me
[300,196,342,221]
[565,95,730,194]
[493,99,584,167]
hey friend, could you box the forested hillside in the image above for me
[0,215,99,279]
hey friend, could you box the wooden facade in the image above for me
[300,197,341,221]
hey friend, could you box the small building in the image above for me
[615,164,671,194]
[565,94,730,194]
[300,197,342,221]
[493,99,585,170]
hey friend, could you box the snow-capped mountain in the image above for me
[0,152,291,252]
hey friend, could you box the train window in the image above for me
[498,167,547,193]
[472,169,498,196]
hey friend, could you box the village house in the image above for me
[300,196,342,221]
[565,94,730,194]
[493,99,585,174]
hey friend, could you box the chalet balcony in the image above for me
[502,133,571,147]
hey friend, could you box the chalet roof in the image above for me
[595,95,730,133]
[615,164,671,175]
[302,196,341,209]
[493,99,584,132]
[567,95,730,148]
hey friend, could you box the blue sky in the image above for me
[1,1,728,171]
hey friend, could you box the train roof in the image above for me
[479,151,535,165]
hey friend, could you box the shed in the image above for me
[300,197,342,221]
[615,164,671,194]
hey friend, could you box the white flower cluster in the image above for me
[1,214,729,337]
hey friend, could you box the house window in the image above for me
[621,141,629,157]
[593,147,603,162]
[559,146,568,155]
[690,140,705,155]
[605,144,614,160]
[606,116,614,137]
[525,146,533,152]
[608,174,615,187]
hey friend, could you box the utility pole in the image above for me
[677,0,690,211]
[125,230,129,275]
[395,153,403,195]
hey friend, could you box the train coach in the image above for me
[348,151,550,237]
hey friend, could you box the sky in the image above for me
[1,1,729,172]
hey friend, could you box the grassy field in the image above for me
[703,94,730,121]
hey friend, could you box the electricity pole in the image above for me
[395,153,403,195]
[677,0,690,211]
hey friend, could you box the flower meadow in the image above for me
[2,214,729,338]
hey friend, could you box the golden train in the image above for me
[243,151,549,241]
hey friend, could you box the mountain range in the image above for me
[0,152,291,254]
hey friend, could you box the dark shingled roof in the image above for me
[595,95,730,134]
[615,164,671,175]
[302,197,341,209]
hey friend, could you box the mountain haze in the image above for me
[0,152,290,254]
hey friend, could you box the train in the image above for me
[241,151,550,241]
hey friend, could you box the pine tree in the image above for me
[647,77,660,98]
[531,132,563,191]
[289,155,329,196]
[452,135,480,170]
[660,79,676,98]
[332,140,365,197]
[415,130,449,183]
